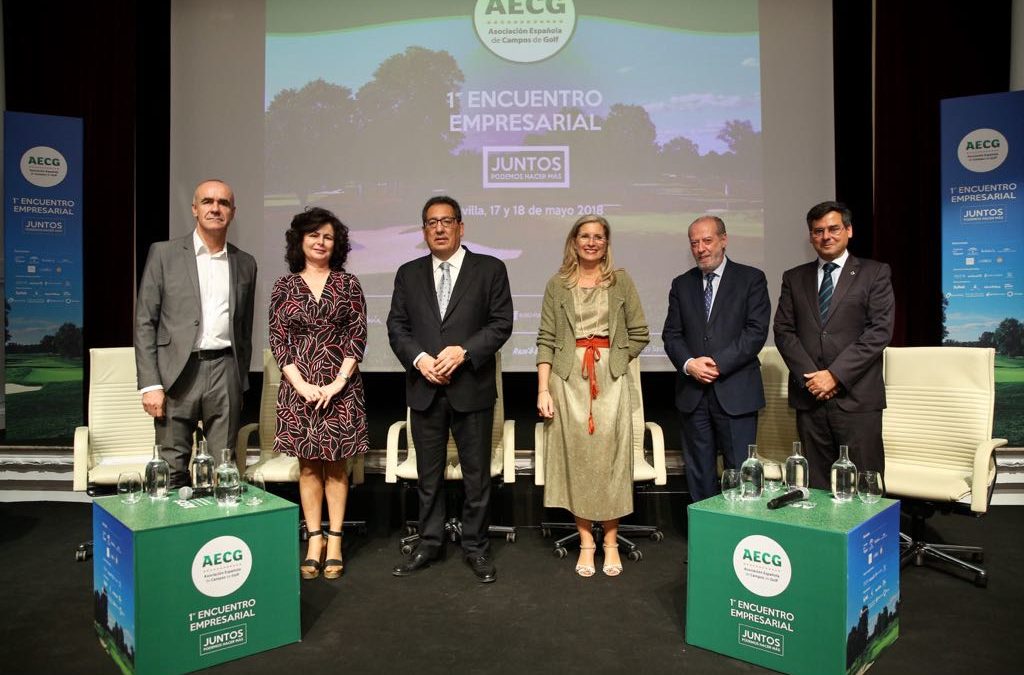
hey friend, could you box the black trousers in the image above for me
[410,394,494,557]
[796,402,884,490]
[680,387,758,502]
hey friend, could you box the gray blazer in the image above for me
[536,269,650,380]
[134,233,257,393]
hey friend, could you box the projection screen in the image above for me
[169,0,834,372]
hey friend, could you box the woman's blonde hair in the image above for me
[558,214,617,287]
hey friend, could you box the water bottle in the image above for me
[214,448,241,505]
[144,444,170,500]
[831,444,857,502]
[784,441,809,490]
[739,444,764,500]
[192,440,215,497]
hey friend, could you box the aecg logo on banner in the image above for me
[473,0,576,63]
[192,536,253,598]
[958,128,1008,173]
[732,535,792,597]
[20,145,68,188]
[484,146,569,188]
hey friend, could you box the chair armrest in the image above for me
[385,419,408,483]
[73,426,90,492]
[971,437,1007,513]
[534,422,546,486]
[645,421,667,486]
[501,420,516,483]
[234,422,260,458]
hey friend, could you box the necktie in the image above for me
[438,261,452,317]
[819,262,838,321]
[703,272,716,320]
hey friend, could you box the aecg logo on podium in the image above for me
[191,536,253,598]
[958,128,1008,173]
[732,535,792,597]
[474,0,577,63]
[20,145,68,188]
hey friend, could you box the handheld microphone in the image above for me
[767,487,809,510]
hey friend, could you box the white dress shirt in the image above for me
[193,229,232,350]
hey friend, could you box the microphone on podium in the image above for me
[767,486,809,510]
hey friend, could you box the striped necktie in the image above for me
[703,272,716,320]
[818,262,838,321]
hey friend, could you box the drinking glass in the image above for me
[721,469,742,502]
[763,460,783,493]
[857,471,884,504]
[117,471,142,504]
[245,471,265,506]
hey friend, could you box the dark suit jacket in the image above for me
[662,258,770,416]
[134,233,257,393]
[386,247,513,413]
[773,255,894,411]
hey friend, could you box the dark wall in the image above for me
[2,1,1012,447]
[832,0,1012,347]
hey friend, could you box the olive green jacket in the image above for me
[536,269,650,380]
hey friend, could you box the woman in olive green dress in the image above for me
[536,215,650,577]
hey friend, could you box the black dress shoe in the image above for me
[392,550,437,577]
[465,554,496,583]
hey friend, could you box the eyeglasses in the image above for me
[577,234,607,244]
[423,217,459,229]
[810,224,846,238]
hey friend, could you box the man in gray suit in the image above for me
[135,179,257,487]
[773,201,894,489]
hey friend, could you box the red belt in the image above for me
[576,336,610,434]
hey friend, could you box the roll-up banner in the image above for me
[941,91,1024,445]
[2,111,84,442]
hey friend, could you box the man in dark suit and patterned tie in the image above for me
[663,215,771,502]
[387,195,513,583]
[773,201,894,489]
[135,179,257,488]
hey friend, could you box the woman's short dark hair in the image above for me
[284,207,351,273]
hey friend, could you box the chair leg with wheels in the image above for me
[899,503,988,588]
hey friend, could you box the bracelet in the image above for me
[340,374,349,382]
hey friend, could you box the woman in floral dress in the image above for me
[270,207,368,580]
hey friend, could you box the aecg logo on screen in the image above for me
[483,146,570,189]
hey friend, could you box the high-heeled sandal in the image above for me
[324,530,344,579]
[575,545,597,577]
[603,544,623,577]
[300,530,324,580]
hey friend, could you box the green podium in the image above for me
[686,489,899,675]
[92,489,300,674]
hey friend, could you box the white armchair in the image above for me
[882,346,1007,587]
[73,348,155,493]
